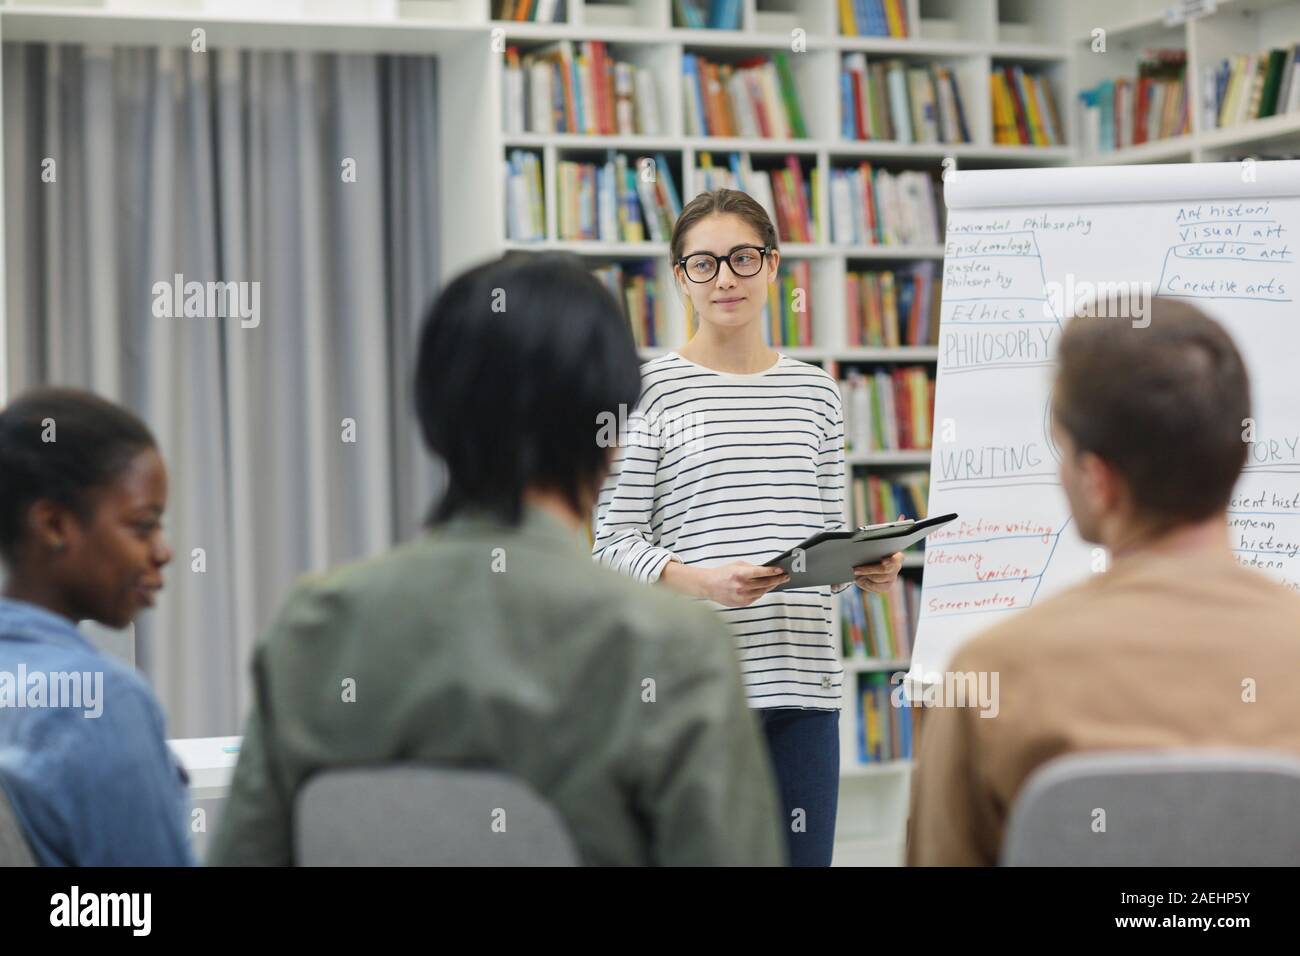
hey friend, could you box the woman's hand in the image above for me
[851,513,908,593]
[661,558,788,607]
[851,551,903,593]
[706,562,790,607]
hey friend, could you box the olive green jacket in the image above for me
[208,504,786,866]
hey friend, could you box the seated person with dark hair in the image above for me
[908,297,1300,866]
[0,388,194,865]
[209,253,787,866]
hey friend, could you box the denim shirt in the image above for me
[0,597,195,866]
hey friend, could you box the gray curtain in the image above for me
[3,43,442,737]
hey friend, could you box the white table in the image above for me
[168,736,242,801]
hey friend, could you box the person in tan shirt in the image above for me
[908,298,1300,866]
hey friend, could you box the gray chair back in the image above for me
[1002,749,1300,866]
[295,765,580,866]
[0,785,36,867]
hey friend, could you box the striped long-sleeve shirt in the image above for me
[593,351,849,710]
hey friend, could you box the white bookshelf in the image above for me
[1072,0,1300,165]
[492,0,1072,868]
[0,0,1078,868]
[496,2,1074,373]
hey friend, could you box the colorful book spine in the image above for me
[829,166,941,247]
[759,260,814,347]
[992,65,1064,146]
[840,0,908,38]
[508,41,663,136]
[842,55,967,145]
[839,367,935,451]
[504,149,545,241]
[1200,43,1300,131]
[853,669,914,763]
[682,53,808,138]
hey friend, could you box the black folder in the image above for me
[761,513,958,591]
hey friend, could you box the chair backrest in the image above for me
[294,765,580,866]
[1002,749,1300,866]
[0,785,36,867]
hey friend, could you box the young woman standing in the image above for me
[593,187,905,866]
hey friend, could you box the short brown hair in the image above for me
[1052,298,1250,526]
[669,188,778,266]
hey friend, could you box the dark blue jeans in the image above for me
[759,707,840,867]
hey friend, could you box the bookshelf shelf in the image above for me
[495,22,662,41]
[832,140,1065,160]
[1076,18,1185,55]
[1074,0,1300,163]
[502,136,1074,161]
[505,239,670,255]
[987,42,1070,62]
[838,345,939,360]
[1197,109,1300,152]
[827,36,1070,60]
[1080,135,1196,165]
[682,136,819,152]
[774,242,830,257]
[979,144,1073,160]
[1074,0,1298,46]
[496,24,1069,58]
[529,138,1080,161]
[504,133,687,149]
[1074,10,1173,46]
[837,244,946,259]
[673,28,815,50]
[827,141,959,158]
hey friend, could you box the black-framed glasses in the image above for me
[677,246,769,283]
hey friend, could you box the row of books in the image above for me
[592,263,665,348]
[493,0,562,22]
[841,366,934,451]
[854,670,915,763]
[505,149,546,241]
[555,152,683,242]
[846,264,940,347]
[510,151,942,250]
[683,52,808,139]
[840,55,971,144]
[503,41,662,136]
[673,0,741,29]
[695,152,821,243]
[829,165,942,247]
[991,65,1064,146]
[838,0,909,38]
[843,576,919,663]
[1078,50,1190,154]
[1202,45,1300,131]
[849,472,929,528]
[760,261,814,347]
[555,154,940,249]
